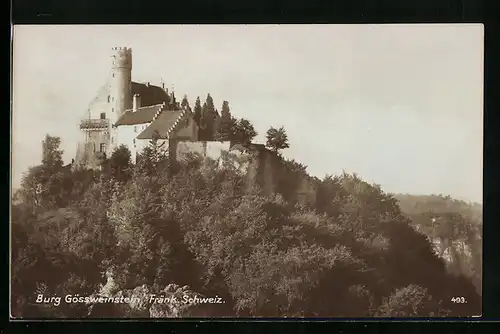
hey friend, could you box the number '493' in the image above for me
[451,297,467,303]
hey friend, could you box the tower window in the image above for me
[100,112,106,119]
[100,143,106,152]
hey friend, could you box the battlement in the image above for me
[112,46,132,69]
[112,46,132,52]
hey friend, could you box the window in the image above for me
[134,126,137,133]
[100,143,106,152]
[100,112,106,119]
[112,108,114,113]
[93,143,96,152]
[107,95,111,103]
[185,118,190,127]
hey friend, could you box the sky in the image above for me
[12,24,484,203]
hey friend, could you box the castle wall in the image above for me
[229,147,317,205]
[175,141,232,162]
[115,123,151,163]
[87,83,112,120]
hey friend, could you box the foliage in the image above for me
[199,94,218,141]
[193,97,202,128]
[214,101,235,142]
[231,118,257,146]
[394,194,482,296]
[11,133,482,318]
[103,145,132,183]
[265,126,290,152]
[181,94,191,111]
[136,131,169,177]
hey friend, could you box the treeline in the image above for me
[181,94,288,150]
[11,130,481,318]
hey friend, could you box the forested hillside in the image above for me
[11,131,482,318]
[394,194,482,295]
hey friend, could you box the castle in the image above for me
[74,47,317,203]
[75,47,203,169]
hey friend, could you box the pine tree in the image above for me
[193,96,202,128]
[136,130,168,177]
[181,94,191,111]
[221,100,231,119]
[215,100,235,141]
[200,93,216,140]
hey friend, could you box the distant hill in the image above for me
[394,193,482,225]
[394,193,482,296]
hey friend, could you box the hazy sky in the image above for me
[12,24,484,203]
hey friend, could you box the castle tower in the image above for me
[110,47,132,126]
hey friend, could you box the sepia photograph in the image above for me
[10,24,483,318]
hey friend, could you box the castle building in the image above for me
[75,47,199,169]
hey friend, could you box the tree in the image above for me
[214,101,235,141]
[106,145,132,183]
[231,118,257,146]
[181,95,191,111]
[200,94,217,141]
[136,130,168,177]
[19,135,68,210]
[42,135,64,171]
[19,165,45,213]
[193,97,202,128]
[266,126,290,152]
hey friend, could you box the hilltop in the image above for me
[11,130,482,318]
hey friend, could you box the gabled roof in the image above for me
[136,109,186,139]
[131,82,170,107]
[115,104,165,126]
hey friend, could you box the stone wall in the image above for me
[175,141,232,162]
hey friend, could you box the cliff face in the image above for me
[411,220,482,296]
[171,141,317,205]
[224,146,317,205]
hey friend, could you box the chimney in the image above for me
[146,82,150,87]
[133,94,141,112]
